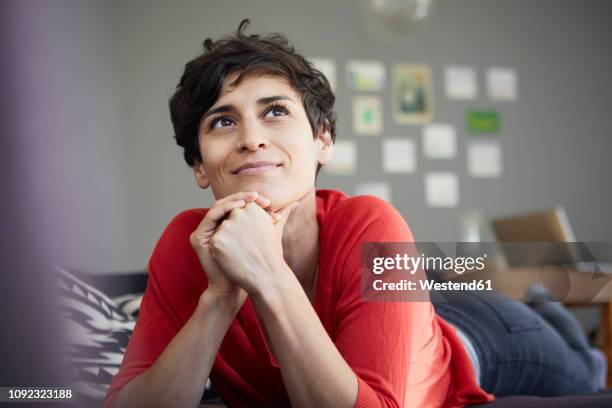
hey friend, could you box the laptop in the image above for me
[491,206,612,273]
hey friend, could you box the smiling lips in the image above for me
[233,161,282,175]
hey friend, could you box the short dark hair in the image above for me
[169,19,336,170]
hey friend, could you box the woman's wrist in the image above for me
[198,287,245,318]
[251,264,302,312]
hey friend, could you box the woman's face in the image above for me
[193,73,333,211]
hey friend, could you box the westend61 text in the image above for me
[372,279,493,292]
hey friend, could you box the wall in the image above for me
[34,0,612,271]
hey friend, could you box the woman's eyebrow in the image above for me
[256,95,293,105]
[202,95,294,123]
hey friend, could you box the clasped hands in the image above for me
[189,191,299,308]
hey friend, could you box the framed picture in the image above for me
[392,64,433,124]
[352,95,383,135]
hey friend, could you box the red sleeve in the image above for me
[326,195,492,408]
[104,210,207,407]
[325,196,425,408]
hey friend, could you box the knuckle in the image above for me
[210,234,220,247]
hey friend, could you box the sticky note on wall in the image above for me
[466,110,500,133]
[467,141,503,177]
[423,124,457,159]
[382,138,417,174]
[425,172,459,208]
[355,182,392,203]
[346,60,386,92]
[487,67,518,101]
[324,140,356,175]
[445,66,477,100]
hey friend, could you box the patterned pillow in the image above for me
[57,267,220,403]
[57,267,140,401]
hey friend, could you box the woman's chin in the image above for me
[249,185,277,201]
[266,188,315,213]
[264,196,291,213]
[265,200,289,213]
[224,183,314,212]
[256,190,300,212]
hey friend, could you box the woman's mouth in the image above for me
[233,161,282,175]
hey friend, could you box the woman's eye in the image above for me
[211,116,234,129]
[264,106,287,118]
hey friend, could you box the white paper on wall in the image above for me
[352,96,383,135]
[486,67,518,101]
[324,140,357,175]
[445,66,477,100]
[425,172,459,208]
[423,124,457,159]
[382,138,416,174]
[346,60,386,91]
[354,182,392,203]
[309,57,337,91]
[467,141,503,177]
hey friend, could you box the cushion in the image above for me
[57,267,142,401]
[56,267,220,403]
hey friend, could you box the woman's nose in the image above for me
[236,121,269,152]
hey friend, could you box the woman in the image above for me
[105,20,603,407]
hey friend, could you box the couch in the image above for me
[57,268,612,407]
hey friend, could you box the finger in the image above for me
[215,191,270,208]
[206,194,270,230]
[212,191,256,209]
[253,195,271,208]
[272,201,300,229]
[244,202,277,222]
[238,194,271,209]
[267,211,282,224]
[240,193,270,208]
[201,200,246,231]
[228,206,244,220]
[195,229,214,245]
[244,201,265,211]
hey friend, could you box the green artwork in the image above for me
[466,110,500,133]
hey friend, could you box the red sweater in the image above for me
[105,189,493,407]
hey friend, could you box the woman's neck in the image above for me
[281,188,319,301]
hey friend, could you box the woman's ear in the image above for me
[192,160,210,189]
[315,122,334,166]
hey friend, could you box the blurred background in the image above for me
[5,0,612,272]
[2,0,612,396]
